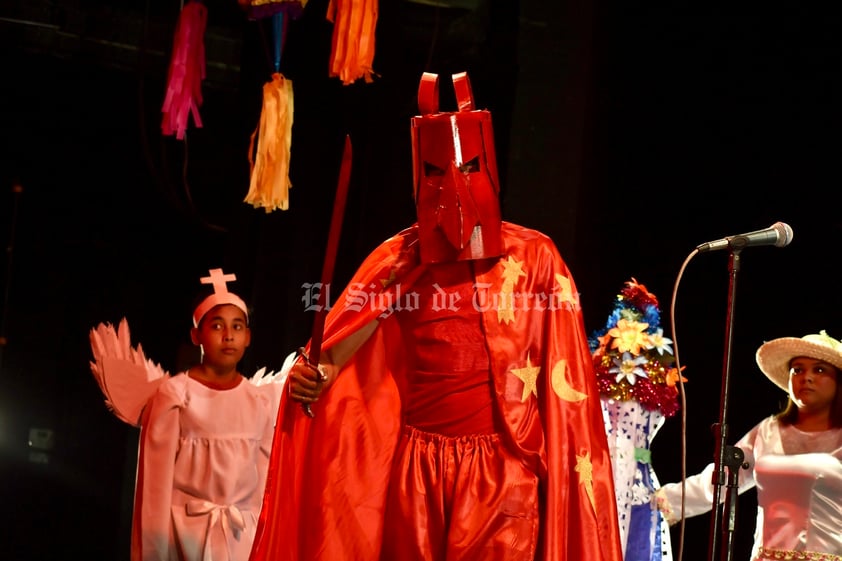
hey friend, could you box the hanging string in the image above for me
[272,11,285,73]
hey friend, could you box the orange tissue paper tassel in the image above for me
[326,0,378,85]
[161,1,207,139]
[245,73,294,212]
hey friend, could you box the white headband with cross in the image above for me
[192,268,249,327]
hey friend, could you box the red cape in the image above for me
[250,222,622,561]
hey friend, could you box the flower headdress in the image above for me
[589,278,686,418]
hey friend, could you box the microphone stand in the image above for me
[707,248,747,561]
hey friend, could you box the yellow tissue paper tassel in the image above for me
[245,73,294,212]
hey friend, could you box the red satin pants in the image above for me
[380,426,539,561]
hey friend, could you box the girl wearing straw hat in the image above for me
[655,331,842,560]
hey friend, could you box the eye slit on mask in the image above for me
[459,157,480,174]
[423,161,445,177]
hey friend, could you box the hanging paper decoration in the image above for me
[245,73,294,212]
[161,1,208,140]
[241,0,305,211]
[237,0,307,21]
[326,0,378,85]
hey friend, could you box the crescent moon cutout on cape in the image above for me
[551,359,588,402]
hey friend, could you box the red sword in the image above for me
[300,134,352,417]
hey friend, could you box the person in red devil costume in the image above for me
[249,72,623,561]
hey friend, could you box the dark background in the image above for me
[0,1,840,559]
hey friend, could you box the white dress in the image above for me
[602,398,673,561]
[656,415,842,560]
[133,373,281,561]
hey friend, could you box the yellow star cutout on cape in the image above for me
[497,256,527,324]
[575,451,596,511]
[554,273,577,306]
[501,256,527,284]
[511,354,541,401]
[379,268,397,288]
[497,292,516,324]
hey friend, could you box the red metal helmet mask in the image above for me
[411,72,503,264]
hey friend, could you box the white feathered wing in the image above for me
[89,318,168,427]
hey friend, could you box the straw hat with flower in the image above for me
[755,330,842,392]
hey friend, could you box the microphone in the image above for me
[696,222,794,253]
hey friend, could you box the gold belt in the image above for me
[756,547,842,561]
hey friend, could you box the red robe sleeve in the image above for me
[250,227,425,561]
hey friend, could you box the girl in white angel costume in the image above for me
[90,269,290,561]
[655,331,842,561]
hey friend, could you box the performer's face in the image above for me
[788,357,838,411]
[192,304,251,366]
